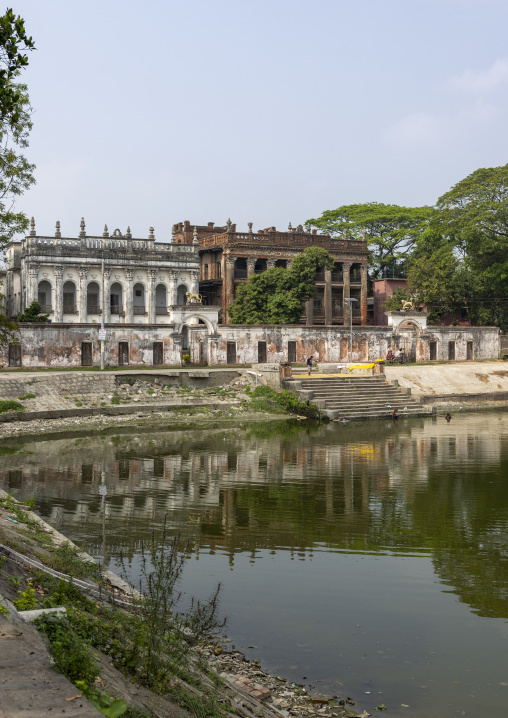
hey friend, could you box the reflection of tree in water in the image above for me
[409,457,508,618]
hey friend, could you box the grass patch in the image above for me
[0,400,24,413]
[18,392,35,400]
[246,385,323,418]
[111,396,120,405]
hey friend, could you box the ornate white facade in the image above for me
[3,219,219,337]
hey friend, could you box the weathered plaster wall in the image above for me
[0,323,500,369]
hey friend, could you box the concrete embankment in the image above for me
[385,361,508,405]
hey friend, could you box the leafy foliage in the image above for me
[13,580,38,610]
[75,682,128,718]
[228,247,334,324]
[247,385,322,418]
[307,202,433,279]
[0,399,24,413]
[0,307,18,345]
[0,8,34,127]
[0,9,35,248]
[35,613,99,684]
[18,300,49,323]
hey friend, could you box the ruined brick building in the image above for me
[172,219,370,325]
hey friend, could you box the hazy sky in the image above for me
[11,0,508,240]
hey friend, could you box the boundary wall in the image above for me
[0,323,500,369]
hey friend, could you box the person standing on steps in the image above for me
[307,355,313,375]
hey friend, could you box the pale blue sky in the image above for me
[12,0,508,240]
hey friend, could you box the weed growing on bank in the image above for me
[246,385,323,418]
[30,521,226,717]
[0,400,24,413]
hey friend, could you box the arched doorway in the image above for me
[155,284,167,315]
[63,281,76,314]
[87,281,100,315]
[398,322,419,362]
[37,280,52,313]
[133,283,145,315]
[110,282,123,315]
[181,325,189,351]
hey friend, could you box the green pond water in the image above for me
[1,412,508,717]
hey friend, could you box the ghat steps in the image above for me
[285,375,434,420]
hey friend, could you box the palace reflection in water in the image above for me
[1,412,508,621]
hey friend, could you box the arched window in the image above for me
[177,284,188,305]
[37,280,52,313]
[133,282,145,315]
[87,281,100,314]
[63,281,76,314]
[110,282,123,315]
[181,325,189,350]
[155,284,167,315]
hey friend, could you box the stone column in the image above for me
[125,269,134,322]
[223,253,235,324]
[54,265,64,322]
[305,298,314,326]
[247,257,256,278]
[342,262,352,326]
[190,270,200,295]
[267,258,276,269]
[27,263,39,307]
[168,270,178,306]
[360,264,368,325]
[103,268,111,323]
[324,268,332,325]
[78,267,88,322]
[148,269,156,324]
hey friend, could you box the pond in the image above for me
[1,412,508,717]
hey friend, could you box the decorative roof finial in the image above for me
[125,226,132,239]
[55,220,61,238]
[148,226,155,240]
[343,228,348,240]
[248,222,253,234]
[226,218,232,232]
[79,217,86,238]
[193,226,199,245]
[362,227,366,241]
[171,225,176,242]
[29,216,36,237]
[103,224,109,238]
[288,221,292,231]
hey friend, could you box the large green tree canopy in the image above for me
[432,163,508,298]
[306,202,433,279]
[228,247,334,324]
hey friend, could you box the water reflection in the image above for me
[1,414,508,619]
[2,413,508,716]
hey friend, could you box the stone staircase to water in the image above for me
[284,375,434,420]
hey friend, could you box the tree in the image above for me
[433,163,508,297]
[0,80,35,244]
[18,300,49,323]
[228,247,335,324]
[306,203,433,279]
[0,8,35,127]
[0,8,35,246]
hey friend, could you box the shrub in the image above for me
[248,385,322,418]
[0,400,24,413]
